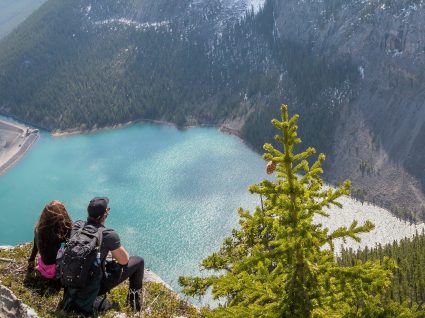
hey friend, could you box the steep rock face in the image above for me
[270,0,425,218]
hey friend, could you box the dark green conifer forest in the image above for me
[0,0,357,158]
[339,230,425,310]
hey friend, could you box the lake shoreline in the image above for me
[1,116,417,226]
[0,115,242,176]
[0,115,244,182]
[0,119,39,176]
[51,118,241,138]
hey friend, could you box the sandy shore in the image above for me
[51,118,241,138]
[0,119,39,176]
[51,121,138,137]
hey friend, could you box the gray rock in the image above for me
[0,285,39,318]
[144,268,173,291]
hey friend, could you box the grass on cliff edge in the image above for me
[0,244,201,318]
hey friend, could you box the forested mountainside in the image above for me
[339,230,425,307]
[0,0,46,40]
[0,0,424,220]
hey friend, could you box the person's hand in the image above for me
[27,259,35,273]
[266,161,276,175]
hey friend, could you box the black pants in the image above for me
[98,256,144,295]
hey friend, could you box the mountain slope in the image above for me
[0,0,424,220]
[271,0,425,219]
[0,0,46,40]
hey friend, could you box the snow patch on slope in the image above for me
[222,0,265,16]
[94,19,170,31]
[245,0,264,14]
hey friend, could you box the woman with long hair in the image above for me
[28,200,73,279]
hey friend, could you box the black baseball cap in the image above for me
[87,197,109,218]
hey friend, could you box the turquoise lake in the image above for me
[0,123,267,291]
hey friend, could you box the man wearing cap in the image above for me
[71,197,144,312]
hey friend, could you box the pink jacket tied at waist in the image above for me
[36,256,56,279]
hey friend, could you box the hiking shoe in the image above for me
[127,289,142,312]
[93,296,113,312]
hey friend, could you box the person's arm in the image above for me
[63,225,72,243]
[27,237,38,272]
[111,246,129,265]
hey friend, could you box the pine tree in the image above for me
[179,105,418,317]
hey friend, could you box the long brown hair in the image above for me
[36,201,72,255]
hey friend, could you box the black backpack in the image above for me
[59,222,104,288]
[59,222,105,314]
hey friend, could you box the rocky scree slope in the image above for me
[0,0,424,219]
[271,0,425,220]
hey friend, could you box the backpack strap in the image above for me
[96,227,104,250]
[72,221,105,258]
[67,221,86,241]
[95,227,106,279]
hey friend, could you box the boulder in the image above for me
[0,284,39,318]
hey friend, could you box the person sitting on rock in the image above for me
[28,200,73,280]
[61,197,144,313]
